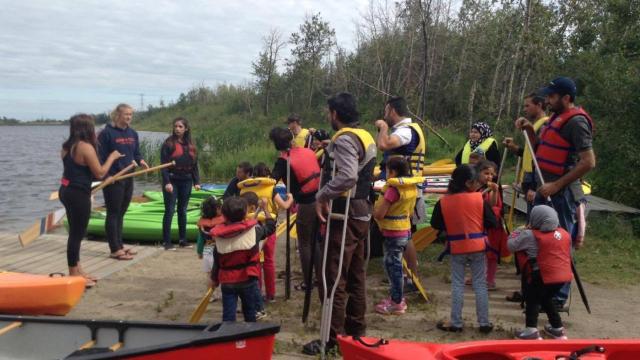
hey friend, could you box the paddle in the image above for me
[90,161,138,193]
[285,149,292,300]
[102,161,175,182]
[189,287,213,323]
[412,226,439,252]
[430,158,454,166]
[402,258,429,302]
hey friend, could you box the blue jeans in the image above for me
[221,279,258,322]
[162,179,192,247]
[450,252,490,328]
[534,187,576,304]
[383,236,409,304]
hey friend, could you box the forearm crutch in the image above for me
[319,161,352,359]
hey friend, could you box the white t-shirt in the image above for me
[390,118,414,146]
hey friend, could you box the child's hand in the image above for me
[488,181,499,192]
[208,278,217,289]
[258,197,268,210]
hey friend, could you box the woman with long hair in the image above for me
[160,117,200,250]
[59,114,123,287]
[98,103,149,260]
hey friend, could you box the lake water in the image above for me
[0,125,166,233]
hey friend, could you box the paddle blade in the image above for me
[18,221,41,247]
[412,226,438,252]
[189,288,213,323]
[49,191,59,201]
[402,259,429,302]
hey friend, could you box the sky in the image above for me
[0,0,370,120]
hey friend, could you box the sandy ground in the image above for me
[69,230,640,359]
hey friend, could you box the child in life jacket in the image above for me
[508,205,572,340]
[373,157,421,315]
[475,160,510,290]
[197,196,225,301]
[431,164,498,333]
[209,196,276,322]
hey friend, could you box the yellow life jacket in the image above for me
[237,177,277,214]
[519,116,549,181]
[315,148,325,161]
[375,176,423,231]
[325,127,377,200]
[245,211,276,223]
[461,137,497,164]
[293,128,310,148]
[386,122,427,177]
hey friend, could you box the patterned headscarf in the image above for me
[469,122,493,150]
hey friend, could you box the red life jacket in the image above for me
[210,219,260,284]
[516,228,573,284]
[441,192,487,255]
[279,147,321,195]
[535,107,594,176]
[170,142,197,171]
[198,216,225,241]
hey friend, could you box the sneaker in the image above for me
[543,324,568,340]
[375,297,407,315]
[264,296,275,304]
[515,328,543,340]
[178,241,194,249]
[479,323,494,334]
[302,338,338,356]
[164,245,176,251]
[256,310,268,320]
[487,283,497,291]
[404,277,419,293]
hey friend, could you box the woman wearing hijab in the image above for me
[455,121,501,168]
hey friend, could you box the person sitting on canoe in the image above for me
[508,205,572,340]
[209,196,275,322]
[59,114,124,287]
[430,164,497,333]
[455,121,501,170]
[223,161,252,199]
[160,117,201,250]
[373,157,421,315]
[197,196,224,302]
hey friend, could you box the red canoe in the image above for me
[339,335,640,360]
[0,315,279,359]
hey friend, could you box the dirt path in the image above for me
[70,228,640,359]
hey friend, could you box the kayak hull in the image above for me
[338,335,640,360]
[0,315,279,360]
[0,272,85,316]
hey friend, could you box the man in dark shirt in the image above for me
[223,162,252,199]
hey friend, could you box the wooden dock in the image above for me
[0,233,159,278]
[503,187,640,215]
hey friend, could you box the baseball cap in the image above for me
[541,77,577,99]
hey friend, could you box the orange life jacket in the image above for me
[516,228,573,284]
[279,147,321,196]
[441,192,487,255]
[535,107,594,176]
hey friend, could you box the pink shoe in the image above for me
[375,298,407,315]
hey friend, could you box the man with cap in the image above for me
[286,113,312,148]
[515,76,596,308]
[302,92,376,355]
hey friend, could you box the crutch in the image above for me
[507,157,522,232]
[319,160,351,359]
[285,148,292,300]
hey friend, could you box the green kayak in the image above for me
[77,188,225,243]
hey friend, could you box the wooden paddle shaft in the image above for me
[108,161,175,182]
[91,161,137,193]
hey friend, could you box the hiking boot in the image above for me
[302,338,338,356]
[375,298,407,315]
[543,324,568,340]
[515,328,543,340]
[479,323,494,334]
[256,310,268,320]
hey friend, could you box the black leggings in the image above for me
[523,272,564,328]
[59,186,91,267]
[102,178,133,253]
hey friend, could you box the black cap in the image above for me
[312,129,330,141]
[541,77,577,99]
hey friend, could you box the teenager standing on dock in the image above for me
[160,117,201,250]
[98,103,149,260]
[60,114,123,286]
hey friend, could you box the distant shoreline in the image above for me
[0,121,68,126]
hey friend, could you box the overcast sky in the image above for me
[0,0,371,120]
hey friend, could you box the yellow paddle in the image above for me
[430,158,454,166]
[48,161,138,200]
[402,259,429,302]
[412,226,439,252]
[189,287,213,323]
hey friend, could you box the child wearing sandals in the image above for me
[373,157,418,315]
[197,196,224,302]
[431,164,498,333]
[508,205,572,340]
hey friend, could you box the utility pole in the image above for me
[139,93,144,110]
